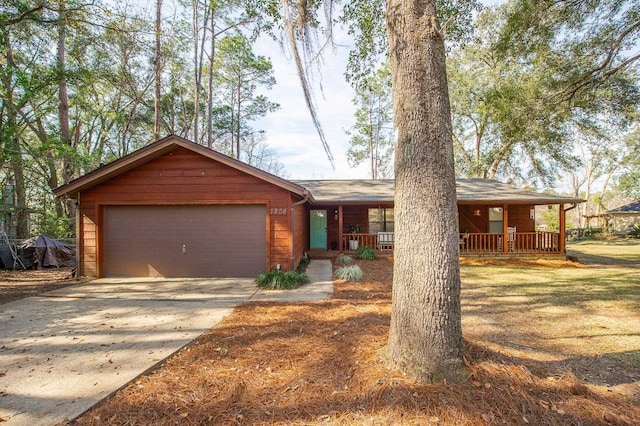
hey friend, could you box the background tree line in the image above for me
[345,0,640,230]
[2,0,640,238]
[1,0,284,238]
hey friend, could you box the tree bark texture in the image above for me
[154,0,162,141]
[2,35,30,238]
[192,0,203,144]
[385,0,466,383]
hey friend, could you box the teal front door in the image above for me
[310,210,327,249]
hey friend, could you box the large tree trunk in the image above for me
[154,0,162,141]
[385,0,466,383]
[2,34,29,238]
[206,5,216,149]
[57,1,77,228]
[192,0,200,144]
[235,84,241,159]
[58,1,72,184]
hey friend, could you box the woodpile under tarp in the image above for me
[15,235,76,269]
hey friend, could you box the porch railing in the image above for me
[340,233,393,253]
[340,231,562,255]
[459,232,561,255]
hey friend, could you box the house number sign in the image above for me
[270,208,288,215]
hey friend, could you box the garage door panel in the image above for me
[103,205,266,278]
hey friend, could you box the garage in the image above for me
[103,205,266,278]
[54,136,309,278]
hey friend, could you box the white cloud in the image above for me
[252,28,370,179]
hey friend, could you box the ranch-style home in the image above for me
[606,200,640,235]
[54,135,583,278]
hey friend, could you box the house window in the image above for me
[489,207,503,233]
[369,208,394,233]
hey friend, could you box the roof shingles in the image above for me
[607,200,640,215]
[293,179,583,205]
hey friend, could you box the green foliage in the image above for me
[449,2,640,188]
[356,246,377,260]
[213,33,280,159]
[255,270,310,290]
[335,254,354,265]
[33,213,73,240]
[348,224,361,233]
[333,265,363,282]
[0,1,285,239]
[630,224,640,239]
[340,0,482,87]
[539,206,560,232]
[345,62,395,179]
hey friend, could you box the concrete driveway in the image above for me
[0,260,333,426]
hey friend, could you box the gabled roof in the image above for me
[293,179,583,205]
[53,135,311,199]
[54,136,583,206]
[607,200,640,215]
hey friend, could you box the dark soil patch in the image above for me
[0,267,82,305]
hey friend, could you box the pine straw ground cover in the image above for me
[74,257,640,426]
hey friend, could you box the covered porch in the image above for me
[296,179,583,259]
[327,202,573,257]
[341,230,563,255]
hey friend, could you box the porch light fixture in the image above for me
[473,209,481,216]
[334,209,338,220]
[530,207,535,221]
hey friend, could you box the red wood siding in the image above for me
[78,147,294,277]
[507,204,535,232]
[343,206,370,234]
[459,204,535,233]
[291,194,307,270]
[79,203,98,277]
[459,205,488,233]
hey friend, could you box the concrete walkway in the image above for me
[0,260,332,426]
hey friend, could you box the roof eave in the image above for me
[457,198,584,205]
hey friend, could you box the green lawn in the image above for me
[460,239,640,391]
[567,239,640,265]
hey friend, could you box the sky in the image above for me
[252,27,365,180]
[252,1,505,180]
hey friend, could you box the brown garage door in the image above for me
[103,205,266,278]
